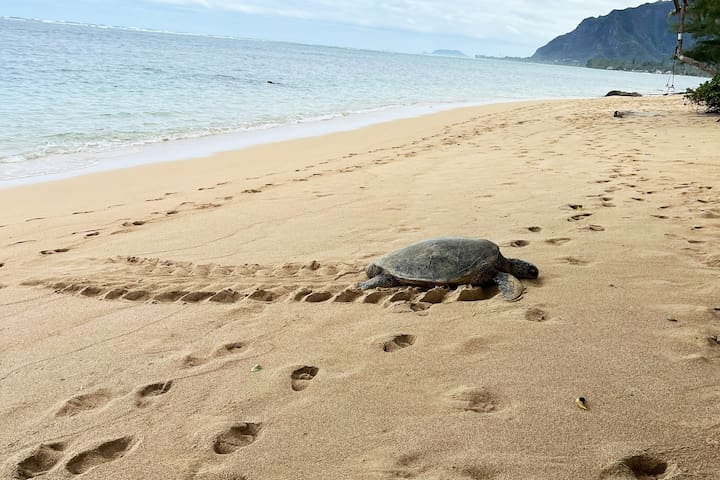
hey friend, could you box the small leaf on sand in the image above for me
[251,364,262,372]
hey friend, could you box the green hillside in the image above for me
[531,1,692,72]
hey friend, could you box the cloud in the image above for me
[148,0,653,43]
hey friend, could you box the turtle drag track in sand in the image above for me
[21,254,524,308]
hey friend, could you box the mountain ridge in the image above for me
[531,1,686,68]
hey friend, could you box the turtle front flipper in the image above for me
[358,273,401,290]
[493,272,525,301]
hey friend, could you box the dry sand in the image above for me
[1,96,719,479]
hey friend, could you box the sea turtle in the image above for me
[358,237,538,301]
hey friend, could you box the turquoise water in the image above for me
[0,17,705,183]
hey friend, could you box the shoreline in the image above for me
[0,98,542,190]
[1,87,705,189]
[0,99,509,189]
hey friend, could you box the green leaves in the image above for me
[685,73,720,112]
[684,0,720,66]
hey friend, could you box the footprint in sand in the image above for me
[584,224,605,232]
[509,240,529,248]
[290,366,319,391]
[453,337,491,355]
[134,381,173,408]
[213,342,246,357]
[383,334,417,352]
[559,256,590,266]
[525,307,549,322]
[568,213,593,222]
[213,423,262,454]
[65,436,134,475]
[56,389,114,417]
[183,342,246,368]
[15,442,67,479]
[446,387,504,414]
[545,237,572,246]
[182,354,206,368]
[527,226,542,232]
[600,453,670,479]
[704,255,720,268]
[388,453,496,479]
[40,248,69,255]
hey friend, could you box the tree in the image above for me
[684,0,720,66]
[677,0,720,112]
[673,0,719,75]
[685,73,720,112]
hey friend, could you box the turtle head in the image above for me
[365,263,384,279]
[507,259,539,279]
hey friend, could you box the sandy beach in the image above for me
[1,95,719,479]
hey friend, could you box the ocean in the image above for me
[0,17,705,185]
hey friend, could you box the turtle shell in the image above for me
[373,237,501,286]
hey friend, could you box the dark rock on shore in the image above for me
[606,90,642,97]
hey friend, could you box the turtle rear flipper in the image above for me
[494,272,524,301]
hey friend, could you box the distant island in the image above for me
[430,49,467,58]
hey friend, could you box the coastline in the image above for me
[2,95,720,479]
[0,90,694,190]
[0,99,507,189]
[3,13,708,188]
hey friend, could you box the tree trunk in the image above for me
[675,53,719,75]
[673,0,719,75]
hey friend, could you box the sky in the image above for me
[2,0,656,57]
